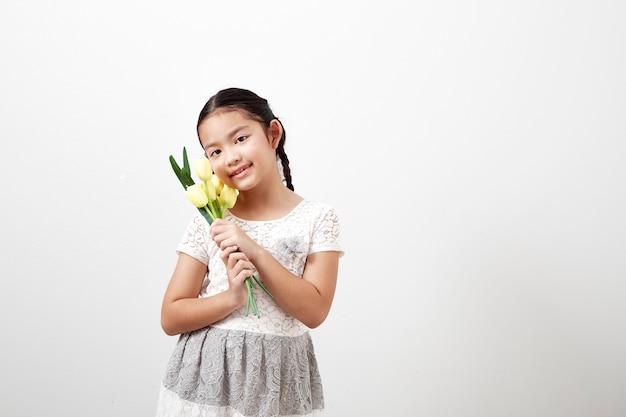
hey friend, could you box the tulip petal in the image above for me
[194,157,213,182]
[204,180,217,201]
[185,183,209,207]
[211,174,224,194]
[218,184,238,209]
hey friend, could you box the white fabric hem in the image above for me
[156,384,325,417]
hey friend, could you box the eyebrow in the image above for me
[203,124,249,150]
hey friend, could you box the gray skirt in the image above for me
[156,326,324,417]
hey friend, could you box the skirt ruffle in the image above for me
[156,326,324,417]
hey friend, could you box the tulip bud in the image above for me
[203,179,217,201]
[218,184,238,209]
[194,157,213,182]
[211,174,224,194]
[185,183,209,208]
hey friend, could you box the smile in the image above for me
[231,164,251,177]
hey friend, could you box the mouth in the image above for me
[230,164,251,177]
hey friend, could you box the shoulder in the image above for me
[188,212,212,232]
[297,199,340,220]
[296,200,341,235]
[298,199,337,213]
[299,200,343,254]
[176,212,213,265]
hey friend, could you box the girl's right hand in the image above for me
[220,245,252,309]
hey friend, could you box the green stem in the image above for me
[203,206,216,221]
[211,199,222,218]
[251,290,259,317]
[245,278,252,317]
[252,275,273,298]
[244,277,261,317]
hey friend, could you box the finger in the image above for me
[210,220,227,240]
[210,218,225,229]
[221,245,234,255]
[233,268,253,285]
[220,245,239,265]
[227,254,250,272]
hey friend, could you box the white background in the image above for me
[1,1,625,416]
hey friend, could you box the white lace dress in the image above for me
[156,200,343,417]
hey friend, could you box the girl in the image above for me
[156,88,343,417]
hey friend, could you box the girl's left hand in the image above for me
[210,219,260,260]
[219,245,253,308]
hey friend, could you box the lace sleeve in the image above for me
[310,204,344,257]
[176,214,211,265]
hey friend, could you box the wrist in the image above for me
[225,283,247,310]
[248,244,266,264]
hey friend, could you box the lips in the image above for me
[230,164,251,177]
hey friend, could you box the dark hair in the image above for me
[196,87,294,191]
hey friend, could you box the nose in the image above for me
[225,148,241,166]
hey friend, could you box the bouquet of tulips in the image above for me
[169,147,272,317]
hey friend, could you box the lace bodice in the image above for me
[176,199,343,336]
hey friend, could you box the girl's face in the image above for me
[198,110,280,191]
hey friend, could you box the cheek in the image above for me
[211,162,227,179]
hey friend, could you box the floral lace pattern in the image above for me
[174,200,343,336]
[157,200,343,416]
[157,328,324,417]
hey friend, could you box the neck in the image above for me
[231,183,302,221]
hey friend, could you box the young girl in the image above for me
[155,88,343,417]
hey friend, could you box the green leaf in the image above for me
[197,207,214,225]
[169,155,188,189]
[181,170,195,188]
[182,147,191,178]
[170,148,196,189]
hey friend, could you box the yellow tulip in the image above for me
[218,184,238,208]
[171,146,271,317]
[194,157,213,182]
[185,183,209,207]
[211,174,223,194]
[203,179,217,201]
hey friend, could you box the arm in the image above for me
[250,248,340,329]
[160,250,248,336]
[210,212,341,329]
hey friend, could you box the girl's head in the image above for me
[196,88,294,191]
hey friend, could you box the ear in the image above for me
[268,119,283,149]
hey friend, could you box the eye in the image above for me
[208,149,221,158]
[236,135,247,143]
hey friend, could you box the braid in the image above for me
[272,118,294,191]
[277,142,294,191]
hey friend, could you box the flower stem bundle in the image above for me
[169,147,273,317]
